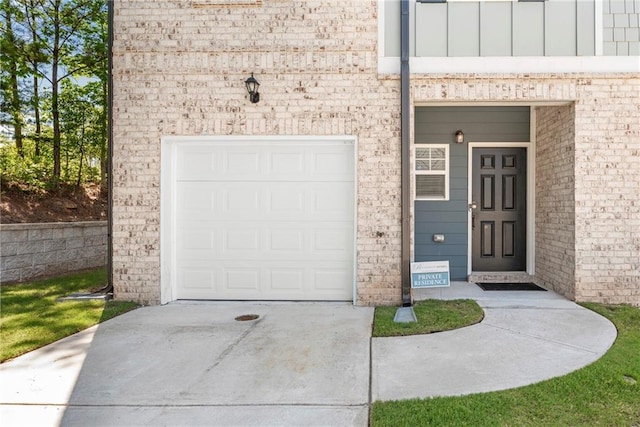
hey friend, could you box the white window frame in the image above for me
[414,144,450,201]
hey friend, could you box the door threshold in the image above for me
[468,272,534,284]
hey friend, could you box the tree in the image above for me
[20,0,49,157]
[0,0,26,155]
[59,79,102,186]
[24,0,106,186]
[66,0,107,192]
[0,0,108,191]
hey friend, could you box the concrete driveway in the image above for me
[0,302,374,426]
[0,284,617,427]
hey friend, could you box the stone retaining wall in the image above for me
[0,221,107,284]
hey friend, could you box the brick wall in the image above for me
[535,104,577,299]
[0,222,107,284]
[112,0,402,305]
[113,1,639,306]
[573,80,640,305]
[411,76,640,307]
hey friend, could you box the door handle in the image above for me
[468,201,478,211]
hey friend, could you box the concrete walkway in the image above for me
[0,283,617,426]
[372,282,617,400]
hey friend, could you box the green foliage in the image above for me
[0,0,108,188]
[371,304,640,426]
[0,132,101,189]
[0,268,139,362]
[59,79,105,185]
[0,137,52,189]
[373,299,484,337]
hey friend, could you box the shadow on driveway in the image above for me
[1,302,374,427]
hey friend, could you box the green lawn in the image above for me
[371,303,640,426]
[0,268,138,362]
[373,299,484,337]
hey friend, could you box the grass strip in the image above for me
[373,299,484,338]
[0,268,139,362]
[371,303,640,426]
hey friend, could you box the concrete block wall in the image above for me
[0,222,107,284]
[535,104,577,299]
[112,0,402,306]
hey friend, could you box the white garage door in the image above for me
[172,139,355,301]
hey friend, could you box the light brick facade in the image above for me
[535,104,577,300]
[410,77,640,306]
[112,0,402,305]
[112,1,639,306]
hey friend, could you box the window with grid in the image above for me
[415,145,449,201]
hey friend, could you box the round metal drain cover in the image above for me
[235,314,259,321]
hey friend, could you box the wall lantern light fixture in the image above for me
[455,130,464,144]
[244,73,260,103]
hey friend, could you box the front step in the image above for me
[468,272,535,283]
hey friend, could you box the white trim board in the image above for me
[379,56,640,75]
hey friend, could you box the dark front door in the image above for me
[472,148,527,271]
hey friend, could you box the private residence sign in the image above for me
[410,261,450,288]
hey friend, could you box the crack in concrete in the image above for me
[481,321,602,355]
[204,317,264,374]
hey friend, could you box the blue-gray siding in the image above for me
[414,107,530,280]
[386,0,640,57]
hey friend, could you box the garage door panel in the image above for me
[177,150,216,180]
[313,228,353,253]
[268,229,305,251]
[268,151,305,177]
[177,182,352,222]
[177,260,351,300]
[176,222,218,255]
[268,189,305,214]
[312,151,354,179]
[177,268,217,298]
[313,185,354,218]
[220,228,262,256]
[225,269,260,291]
[181,229,215,250]
[173,140,354,301]
[223,229,260,251]
[314,269,351,291]
[177,143,353,182]
[268,269,305,291]
[177,222,353,261]
[226,151,260,176]
[309,262,353,299]
[176,184,216,216]
[224,188,260,217]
